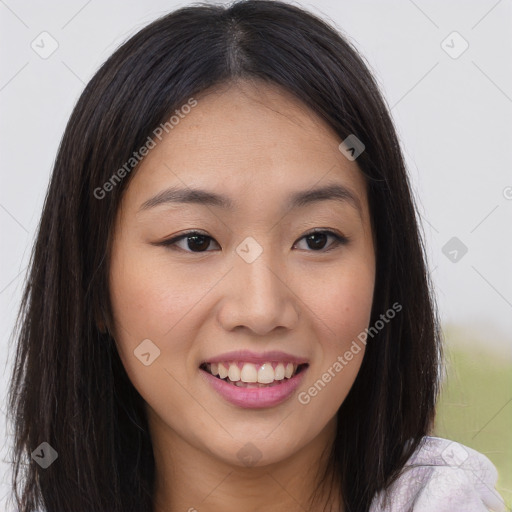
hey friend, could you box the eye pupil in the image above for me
[188,235,210,252]
[306,233,328,250]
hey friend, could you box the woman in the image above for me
[7,1,506,511]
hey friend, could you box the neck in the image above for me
[149,412,342,512]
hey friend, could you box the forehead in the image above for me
[122,80,369,218]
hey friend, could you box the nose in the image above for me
[217,246,300,336]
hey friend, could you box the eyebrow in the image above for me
[138,183,362,215]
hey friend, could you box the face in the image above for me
[109,80,375,469]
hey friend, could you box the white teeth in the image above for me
[228,364,241,382]
[205,361,302,384]
[274,363,285,380]
[218,363,228,379]
[240,363,258,383]
[257,363,275,383]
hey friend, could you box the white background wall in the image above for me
[1,0,511,508]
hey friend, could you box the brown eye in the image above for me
[159,231,220,253]
[304,232,329,250]
[294,230,348,252]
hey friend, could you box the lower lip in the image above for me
[200,367,308,409]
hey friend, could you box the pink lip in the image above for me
[201,349,309,366]
[200,366,308,409]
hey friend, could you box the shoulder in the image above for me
[369,436,507,512]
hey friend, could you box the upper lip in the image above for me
[201,350,309,366]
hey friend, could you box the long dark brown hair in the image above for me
[7,1,441,510]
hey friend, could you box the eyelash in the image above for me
[156,229,349,254]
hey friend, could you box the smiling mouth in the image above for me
[199,361,309,388]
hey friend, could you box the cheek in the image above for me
[296,257,374,416]
[108,245,206,416]
[306,258,375,346]
[108,246,188,385]
[109,245,210,342]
